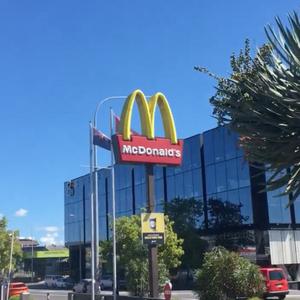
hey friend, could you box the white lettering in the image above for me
[122,145,132,154]
[132,146,138,154]
[146,148,152,155]
[138,146,146,154]
[122,144,181,159]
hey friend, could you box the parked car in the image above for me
[100,275,113,290]
[7,282,29,298]
[45,275,64,288]
[55,277,74,289]
[73,279,100,294]
[260,267,289,300]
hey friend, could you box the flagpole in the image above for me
[92,95,127,297]
[92,94,151,298]
[89,122,96,300]
[110,108,117,300]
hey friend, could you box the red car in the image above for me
[260,267,289,300]
[8,282,29,298]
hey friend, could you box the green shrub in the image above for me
[194,247,264,300]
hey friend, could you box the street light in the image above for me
[90,95,127,300]
[6,232,14,300]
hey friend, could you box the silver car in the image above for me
[73,279,100,294]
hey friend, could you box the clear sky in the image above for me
[0,1,297,245]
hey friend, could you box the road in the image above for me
[28,288,300,300]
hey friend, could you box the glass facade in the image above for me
[203,127,253,230]
[64,126,299,275]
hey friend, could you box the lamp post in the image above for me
[6,232,14,300]
[90,95,127,300]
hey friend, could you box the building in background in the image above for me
[64,126,300,281]
[19,238,69,280]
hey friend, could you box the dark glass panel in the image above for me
[183,171,193,199]
[167,175,175,202]
[215,162,227,192]
[99,216,107,241]
[166,167,174,177]
[214,127,225,163]
[227,189,239,206]
[181,137,192,171]
[224,127,238,160]
[206,165,216,195]
[203,130,215,166]
[154,166,164,179]
[155,178,164,207]
[226,159,238,190]
[293,198,300,223]
[192,168,202,198]
[267,190,290,223]
[175,173,184,198]
[190,135,201,168]
[239,187,253,224]
[237,157,250,188]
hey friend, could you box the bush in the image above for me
[194,247,264,300]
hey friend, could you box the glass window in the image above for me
[181,138,192,171]
[226,159,238,190]
[214,127,225,163]
[224,127,238,160]
[206,165,216,195]
[99,216,107,241]
[167,175,175,202]
[237,157,250,188]
[228,189,239,206]
[192,168,202,198]
[134,166,145,184]
[175,173,184,198]
[267,190,290,224]
[190,135,201,168]
[239,187,253,224]
[215,162,227,192]
[183,171,193,199]
[217,191,227,203]
[166,167,174,177]
[154,166,164,179]
[293,198,300,223]
[203,130,215,166]
[155,178,165,207]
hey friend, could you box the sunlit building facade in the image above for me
[65,126,300,281]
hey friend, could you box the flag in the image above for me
[113,112,139,135]
[92,127,111,151]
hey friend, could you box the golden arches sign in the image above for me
[113,89,183,165]
[118,89,178,144]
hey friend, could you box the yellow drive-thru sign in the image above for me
[141,213,165,245]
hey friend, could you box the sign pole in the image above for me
[146,164,159,298]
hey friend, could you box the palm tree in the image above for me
[196,12,300,204]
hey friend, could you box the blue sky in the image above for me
[0,1,297,245]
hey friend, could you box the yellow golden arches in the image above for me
[118,89,178,144]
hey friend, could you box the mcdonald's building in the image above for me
[64,91,300,283]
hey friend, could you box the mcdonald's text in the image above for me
[113,134,183,165]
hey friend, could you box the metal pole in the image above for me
[7,232,14,300]
[146,165,159,298]
[110,108,117,300]
[31,239,34,282]
[92,96,127,290]
[89,122,96,300]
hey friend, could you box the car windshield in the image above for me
[269,271,284,280]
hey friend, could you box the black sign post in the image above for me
[146,164,159,298]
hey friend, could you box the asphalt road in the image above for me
[28,288,300,300]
